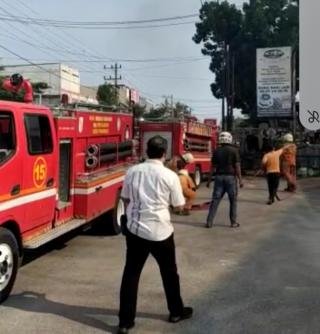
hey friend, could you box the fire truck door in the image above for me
[0,110,23,220]
[22,113,56,231]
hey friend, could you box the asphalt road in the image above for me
[0,177,320,334]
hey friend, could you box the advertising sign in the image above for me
[300,2,320,131]
[257,47,292,117]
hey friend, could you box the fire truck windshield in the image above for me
[0,112,15,164]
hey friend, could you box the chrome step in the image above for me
[23,219,86,249]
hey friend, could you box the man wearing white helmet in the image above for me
[281,133,297,192]
[206,131,243,228]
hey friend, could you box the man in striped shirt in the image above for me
[118,136,193,334]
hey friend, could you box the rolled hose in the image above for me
[86,149,133,168]
[86,140,133,156]
[86,144,99,156]
[86,155,99,169]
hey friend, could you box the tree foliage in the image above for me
[132,103,147,119]
[193,0,299,117]
[145,100,191,120]
[96,83,118,105]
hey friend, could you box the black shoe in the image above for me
[117,323,135,334]
[230,222,240,228]
[205,224,212,228]
[176,210,191,216]
[169,306,193,323]
[275,194,281,201]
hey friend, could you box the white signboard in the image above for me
[257,47,292,117]
[300,2,320,130]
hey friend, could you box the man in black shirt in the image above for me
[206,132,243,228]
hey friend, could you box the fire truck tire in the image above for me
[194,166,202,188]
[111,195,125,235]
[0,227,19,304]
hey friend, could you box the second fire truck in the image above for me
[139,118,218,186]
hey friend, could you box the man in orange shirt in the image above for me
[281,133,297,192]
[262,144,283,205]
[174,153,196,215]
[176,156,196,215]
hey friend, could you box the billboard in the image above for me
[256,47,292,117]
[300,2,320,131]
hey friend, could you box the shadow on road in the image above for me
[22,214,118,267]
[5,291,166,333]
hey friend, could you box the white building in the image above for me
[117,84,139,106]
[1,63,98,105]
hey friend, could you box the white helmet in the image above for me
[219,131,233,145]
[181,152,194,164]
[283,133,294,143]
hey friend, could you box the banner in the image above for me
[300,2,320,131]
[256,47,292,117]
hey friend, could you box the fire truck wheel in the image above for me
[194,166,202,188]
[0,227,19,304]
[111,196,125,235]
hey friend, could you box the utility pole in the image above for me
[221,41,227,130]
[231,53,235,131]
[226,44,231,131]
[163,95,174,118]
[292,50,297,137]
[170,94,174,118]
[104,63,122,103]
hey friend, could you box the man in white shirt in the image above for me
[118,136,193,334]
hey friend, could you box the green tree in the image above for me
[145,100,192,120]
[96,83,118,105]
[193,0,299,118]
[132,103,146,119]
[173,102,191,119]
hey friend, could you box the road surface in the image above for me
[0,177,319,334]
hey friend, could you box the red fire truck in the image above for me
[0,76,135,302]
[139,118,218,186]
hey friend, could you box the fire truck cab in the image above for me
[0,99,134,303]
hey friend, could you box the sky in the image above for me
[0,0,246,120]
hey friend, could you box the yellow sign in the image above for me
[33,157,47,188]
[89,115,111,135]
[187,122,212,137]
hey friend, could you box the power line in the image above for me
[2,0,105,74]
[0,16,196,30]
[0,13,198,26]
[0,43,96,93]
[131,74,210,81]
[0,3,97,73]
[0,56,206,64]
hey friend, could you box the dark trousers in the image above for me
[206,175,238,226]
[119,232,184,327]
[267,173,280,201]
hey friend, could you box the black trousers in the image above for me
[119,231,184,327]
[267,173,280,201]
